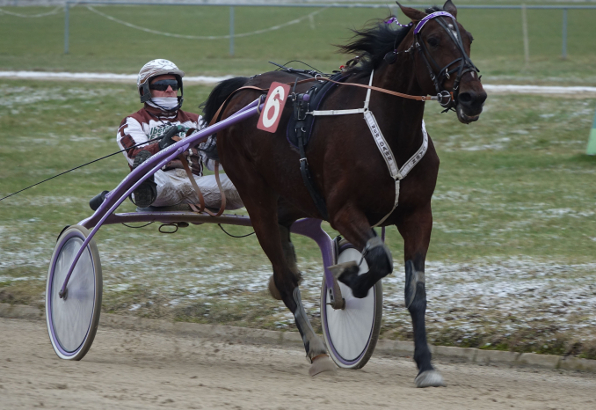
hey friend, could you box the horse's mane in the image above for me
[338,6,443,74]
[200,76,249,125]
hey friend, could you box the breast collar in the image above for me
[309,70,428,227]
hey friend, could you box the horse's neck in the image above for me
[373,61,427,155]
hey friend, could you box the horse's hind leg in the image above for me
[230,181,334,376]
[267,224,302,300]
[291,286,336,376]
[397,204,445,387]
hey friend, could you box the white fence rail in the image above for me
[3,2,595,57]
[63,2,596,57]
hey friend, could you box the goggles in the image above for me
[149,79,179,91]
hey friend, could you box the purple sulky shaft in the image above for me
[59,98,264,298]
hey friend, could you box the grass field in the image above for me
[1,1,596,359]
[1,3,596,83]
[1,77,595,358]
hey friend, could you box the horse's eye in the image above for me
[427,37,440,47]
[426,37,439,47]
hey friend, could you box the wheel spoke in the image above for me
[46,225,102,360]
[321,244,382,369]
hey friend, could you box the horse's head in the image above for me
[399,1,486,123]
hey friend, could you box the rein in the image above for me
[207,76,449,129]
[179,154,227,217]
[309,76,444,102]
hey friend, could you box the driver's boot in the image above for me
[131,150,157,208]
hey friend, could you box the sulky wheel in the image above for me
[321,240,382,369]
[46,225,102,360]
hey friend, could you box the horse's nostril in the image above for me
[459,92,472,103]
[459,91,487,107]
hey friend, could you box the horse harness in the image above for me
[288,72,348,221]
[290,69,428,227]
[204,70,434,224]
[290,10,476,225]
[203,11,474,225]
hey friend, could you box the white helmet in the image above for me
[137,59,185,105]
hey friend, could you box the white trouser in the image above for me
[152,168,244,210]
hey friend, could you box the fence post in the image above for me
[521,4,529,67]
[562,8,568,59]
[229,6,234,56]
[587,108,596,155]
[64,2,69,55]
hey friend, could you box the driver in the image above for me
[116,59,243,210]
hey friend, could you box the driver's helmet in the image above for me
[137,59,185,104]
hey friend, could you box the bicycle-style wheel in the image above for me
[321,241,382,369]
[46,225,102,360]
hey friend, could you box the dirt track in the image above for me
[1,318,595,409]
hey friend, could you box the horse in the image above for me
[201,1,486,387]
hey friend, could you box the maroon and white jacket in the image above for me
[117,105,205,176]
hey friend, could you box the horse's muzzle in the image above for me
[456,89,487,124]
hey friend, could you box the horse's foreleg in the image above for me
[397,204,445,388]
[329,205,393,298]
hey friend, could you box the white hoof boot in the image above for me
[415,370,446,387]
[309,355,337,377]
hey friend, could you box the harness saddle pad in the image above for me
[286,72,348,149]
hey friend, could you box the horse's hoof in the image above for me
[268,272,303,301]
[308,355,337,377]
[268,275,282,300]
[330,261,370,298]
[415,370,446,388]
[329,261,358,280]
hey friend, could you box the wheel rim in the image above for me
[48,232,96,355]
[323,248,377,366]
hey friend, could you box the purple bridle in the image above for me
[413,11,455,34]
[412,10,480,111]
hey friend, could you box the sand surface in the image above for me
[0,317,594,409]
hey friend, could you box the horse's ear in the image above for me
[396,2,427,22]
[443,0,458,18]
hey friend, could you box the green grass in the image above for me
[1,2,596,357]
[1,80,593,267]
[1,79,595,275]
[1,4,596,83]
[425,95,596,262]
[1,77,595,357]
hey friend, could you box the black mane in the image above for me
[338,6,443,74]
[337,21,410,75]
[200,76,249,125]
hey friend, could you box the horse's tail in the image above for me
[198,77,249,162]
[200,76,250,125]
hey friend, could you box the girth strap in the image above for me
[293,87,329,220]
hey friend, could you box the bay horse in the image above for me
[202,1,486,387]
